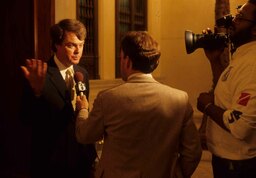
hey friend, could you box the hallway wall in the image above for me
[159,0,246,108]
[0,1,247,177]
[159,0,214,107]
[52,0,246,109]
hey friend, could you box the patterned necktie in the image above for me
[65,69,77,110]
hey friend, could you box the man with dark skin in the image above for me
[197,1,256,177]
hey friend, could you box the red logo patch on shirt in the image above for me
[237,92,251,106]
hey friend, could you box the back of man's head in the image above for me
[121,31,161,73]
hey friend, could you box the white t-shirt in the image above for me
[207,41,256,160]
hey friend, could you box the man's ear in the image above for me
[126,56,133,70]
[251,25,256,36]
[55,44,60,51]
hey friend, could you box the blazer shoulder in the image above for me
[160,83,189,97]
[96,82,125,97]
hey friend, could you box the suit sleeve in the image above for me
[76,92,105,144]
[179,102,202,177]
[84,70,90,100]
[19,77,48,124]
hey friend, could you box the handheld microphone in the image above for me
[74,72,86,96]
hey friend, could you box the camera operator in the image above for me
[197,0,256,177]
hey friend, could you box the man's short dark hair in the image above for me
[50,19,86,52]
[249,0,256,5]
[121,31,161,73]
[249,0,256,21]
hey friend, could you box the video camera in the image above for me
[185,14,233,54]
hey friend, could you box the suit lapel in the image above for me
[46,57,88,101]
[47,57,68,100]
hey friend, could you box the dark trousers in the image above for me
[212,154,256,178]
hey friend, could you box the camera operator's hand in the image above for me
[202,28,225,63]
[197,92,214,113]
[202,27,229,87]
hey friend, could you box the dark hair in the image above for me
[50,19,86,52]
[249,0,256,21]
[249,0,256,5]
[121,31,161,73]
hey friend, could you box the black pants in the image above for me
[212,154,256,178]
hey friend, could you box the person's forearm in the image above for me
[209,59,226,88]
[204,103,229,132]
[76,109,89,142]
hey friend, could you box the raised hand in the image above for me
[21,59,47,96]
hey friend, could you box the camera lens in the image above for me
[185,30,228,54]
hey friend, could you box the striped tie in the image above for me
[65,69,77,110]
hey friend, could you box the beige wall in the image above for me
[159,0,246,108]
[54,0,247,109]
[160,0,215,108]
[55,0,76,23]
[230,0,247,14]
[98,0,116,79]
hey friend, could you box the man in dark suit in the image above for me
[20,19,97,178]
[75,31,202,178]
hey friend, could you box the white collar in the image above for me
[54,55,74,78]
[127,72,153,81]
[232,41,256,60]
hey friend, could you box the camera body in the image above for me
[185,14,232,54]
[185,31,229,54]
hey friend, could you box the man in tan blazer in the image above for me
[76,31,202,178]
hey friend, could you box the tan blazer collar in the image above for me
[127,73,157,83]
[127,72,152,80]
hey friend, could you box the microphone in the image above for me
[74,72,86,96]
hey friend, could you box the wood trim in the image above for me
[34,0,38,58]
[33,0,55,60]
[77,0,99,79]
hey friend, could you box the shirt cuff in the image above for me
[77,108,89,120]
